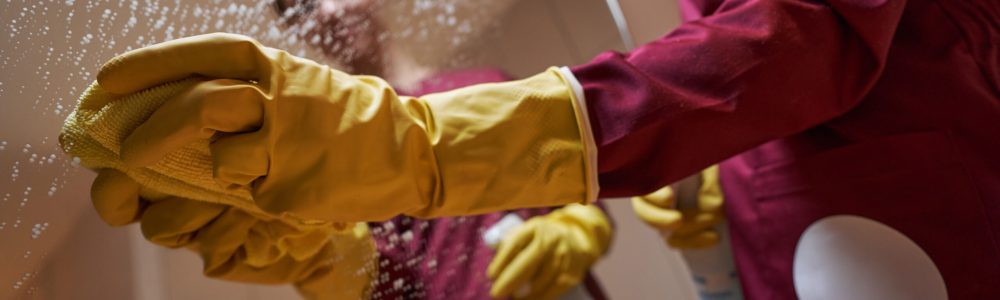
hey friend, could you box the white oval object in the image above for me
[793,215,947,300]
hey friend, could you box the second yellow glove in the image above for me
[631,165,725,249]
[487,204,611,300]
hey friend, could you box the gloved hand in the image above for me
[487,204,611,300]
[190,207,378,300]
[631,165,725,249]
[91,168,378,300]
[97,33,596,222]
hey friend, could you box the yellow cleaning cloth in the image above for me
[60,79,376,299]
[60,78,280,219]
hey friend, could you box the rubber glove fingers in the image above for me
[280,226,338,261]
[533,278,582,300]
[667,165,725,249]
[121,79,266,167]
[97,33,277,95]
[488,223,545,298]
[210,130,269,189]
[202,242,329,285]
[521,258,561,299]
[697,165,724,212]
[140,197,226,248]
[668,229,720,249]
[489,204,610,300]
[487,220,536,278]
[244,223,295,268]
[631,185,683,231]
[296,223,378,300]
[90,168,144,226]
[641,184,676,207]
[631,196,682,231]
[672,210,724,236]
[649,209,723,250]
[91,169,229,248]
[193,208,261,272]
[195,219,377,295]
[522,255,583,300]
[242,221,333,267]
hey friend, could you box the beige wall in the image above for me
[620,0,683,45]
[0,0,694,299]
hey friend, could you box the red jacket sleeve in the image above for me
[572,0,907,197]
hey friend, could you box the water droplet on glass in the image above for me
[31,223,49,239]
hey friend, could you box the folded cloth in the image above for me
[61,79,377,299]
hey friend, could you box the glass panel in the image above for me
[0,1,701,299]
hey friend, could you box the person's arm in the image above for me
[81,1,907,222]
[571,0,906,196]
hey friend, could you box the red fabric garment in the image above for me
[369,69,608,300]
[571,0,999,299]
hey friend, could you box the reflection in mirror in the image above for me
[1,1,694,299]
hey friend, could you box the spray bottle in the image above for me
[674,172,743,300]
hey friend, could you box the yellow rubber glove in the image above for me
[190,208,377,300]
[487,204,611,300]
[96,33,597,222]
[91,168,377,300]
[631,165,725,249]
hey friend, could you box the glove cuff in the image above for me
[407,68,598,218]
[555,66,600,204]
